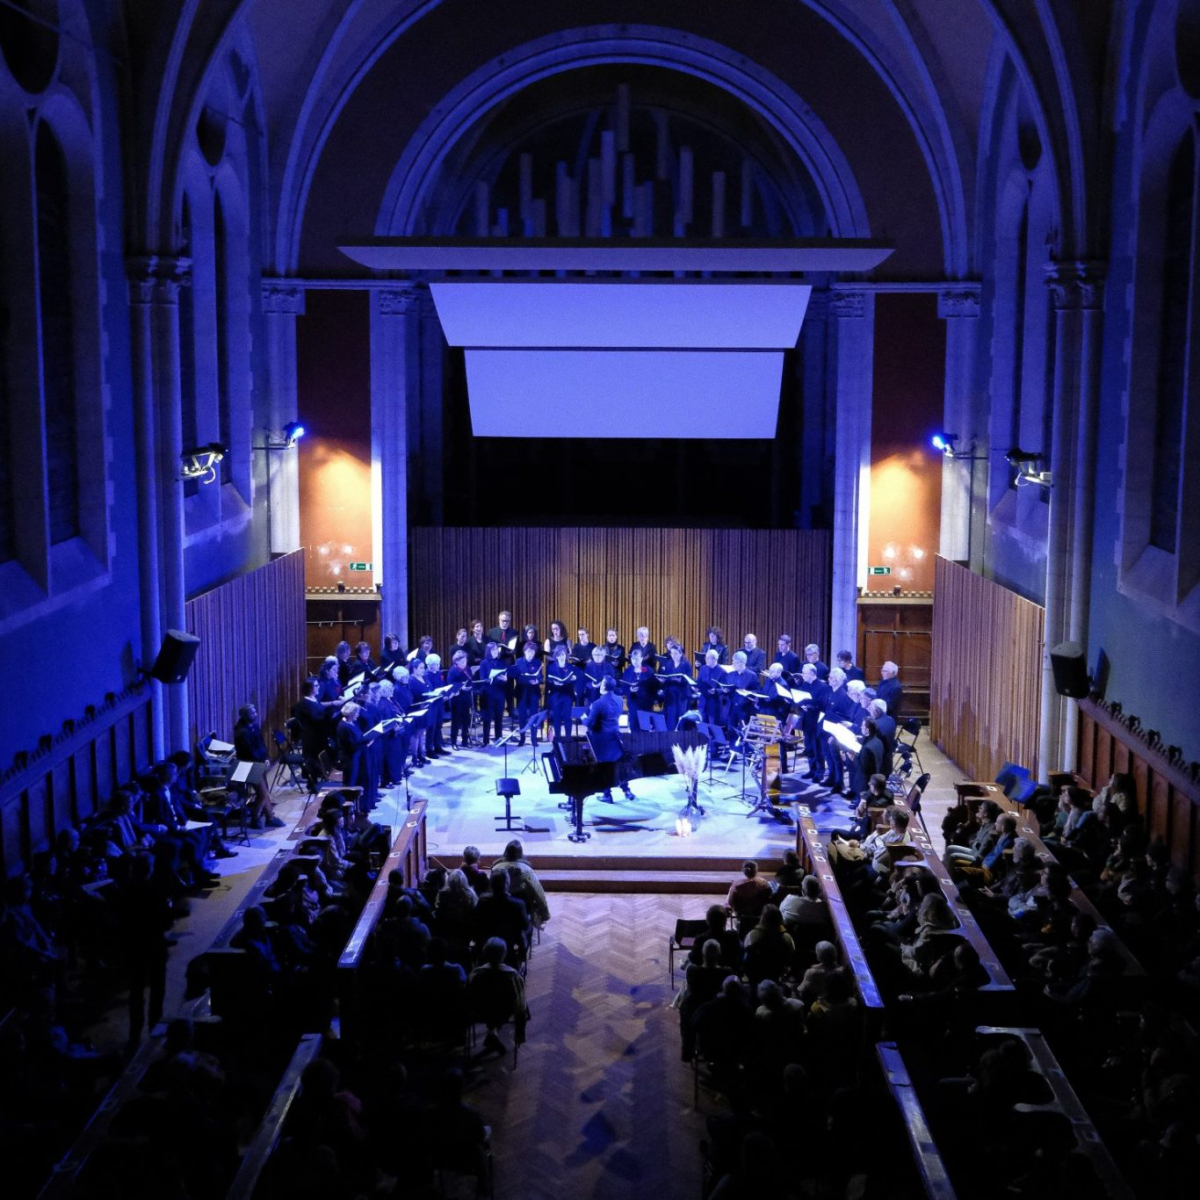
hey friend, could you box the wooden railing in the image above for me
[975,1027,1135,1199]
[224,1033,324,1200]
[0,685,153,876]
[795,812,885,1014]
[875,1042,957,1199]
[1078,697,1200,883]
[336,801,428,1042]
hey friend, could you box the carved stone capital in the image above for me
[1045,261,1106,311]
[127,255,191,306]
[378,285,419,316]
[830,290,866,319]
[937,288,981,319]
[261,281,306,315]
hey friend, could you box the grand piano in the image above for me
[542,730,708,842]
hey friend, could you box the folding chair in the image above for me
[668,917,711,990]
[270,724,306,789]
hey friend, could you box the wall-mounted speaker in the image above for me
[1049,641,1090,699]
[149,630,201,684]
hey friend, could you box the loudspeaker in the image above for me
[149,630,201,684]
[1049,641,1090,698]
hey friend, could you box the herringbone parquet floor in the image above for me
[463,892,725,1200]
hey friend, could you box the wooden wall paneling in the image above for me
[27,776,49,862]
[50,760,73,846]
[1170,791,1194,874]
[930,557,1044,783]
[113,718,132,787]
[185,550,306,748]
[1149,774,1170,845]
[408,528,832,667]
[1079,717,1095,782]
[72,747,94,824]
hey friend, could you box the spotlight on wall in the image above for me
[930,431,958,455]
[1005,447,1053,488]
[257,421,308,451]
[179,443,227,484]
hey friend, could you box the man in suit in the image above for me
[774,635,801,677]
[741,634,767,675]
[292,678,331,789]
[876,661,903,717]
[868,698,897,779]
[798,663,831,782]
[586,674,636,802]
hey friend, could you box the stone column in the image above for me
[417,285,446,525]
[937,288,982,564]
[128,255,191,753]
[371,286,417,644]
[261,282,306,555]
[829,288,875,659]
[1039,262,1105,780]
[797,289,830,528]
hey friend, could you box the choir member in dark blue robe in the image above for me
[545,645,577,741]
[876,662,904,717]
[658,644,694,731]
[741,634,767,675]
[380,632,406,673]
[803,643,831,681]
[376,681,409,784]
[336,702,382,813]
[480,643,508,744]
[629,627,657,670]
[698,650,727,728]
[836,650,866,685]
[823,668,861,796]
[773,635,801,677]
[581,645,616,708]
[424,654,448,755]
[543,620,571,660]
[447,650,475,749]
[701,627,728,665]
[797,663,831,781]
[511,642,545,746]
[723,651,760,730]
[603,628,625,674]
[571,629,598,703]
[621,647,658,721]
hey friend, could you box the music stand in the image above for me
[493,723,521,781]
[520,710,550,775]
[570,705,588,736]
[495,777,522,831]
[697,724,736,791]
[636,711,667,733]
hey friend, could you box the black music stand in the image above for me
[697,724,736,792]
[495,778,522,831]
[636,711,668,733]
[519,710,550,775]
[570,705,587,736]
[493,723,521,782]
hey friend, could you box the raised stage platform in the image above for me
[312,733,962,889]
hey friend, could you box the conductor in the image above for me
[585,675,637,804]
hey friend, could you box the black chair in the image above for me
[270,724,306,790]
[897,716,925,773]
[906,772,932,840]
[668,917,711,990]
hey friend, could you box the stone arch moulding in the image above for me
[352,26,872,248]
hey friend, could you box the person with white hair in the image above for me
[424,653,448,756]
[868,697,897,776]
[724,649,759,729]
[823,666,858,796]
[876,660,903,716]
[335,700,382,812]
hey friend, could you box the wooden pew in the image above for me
[1014,825,1144,980]
[335,801,428,1044]
[875,1042,957,1199]
[38,1029,170,1199]
[975,1026,1136,1199]
[893,843,1016,1003]
[224,1032,324,1199]
[796,811,886,1021]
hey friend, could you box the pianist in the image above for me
[586,675,637,804]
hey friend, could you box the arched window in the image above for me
[213,191,231,485]
[35,121,79,545]
[1150,131,1195,553]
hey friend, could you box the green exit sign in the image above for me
[868,565,892,575]
[348,562,373,571]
